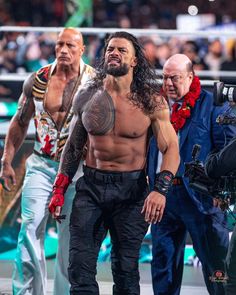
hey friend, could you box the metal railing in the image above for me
[1,26,236,38]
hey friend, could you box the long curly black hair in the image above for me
[89,31,162,114]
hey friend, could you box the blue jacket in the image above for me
[147,89,236,213]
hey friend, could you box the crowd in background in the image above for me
[1,31,236,100]
[0,0,64,27]
[94,0,236,30]
[1,0,235,30]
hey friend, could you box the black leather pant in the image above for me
[68,166,149,295]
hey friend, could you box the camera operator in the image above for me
[206,138,236,178]
[206,129,236,295]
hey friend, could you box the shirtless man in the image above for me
[49,31,179,295]
[0,28,93,295]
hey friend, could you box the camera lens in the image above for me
[223,85,236,103]
[214,82,236,105]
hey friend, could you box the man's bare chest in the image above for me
[45,77,77,114]
[82,90,150,137]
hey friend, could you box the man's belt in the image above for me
[83,165,145,184]
[172,177,183,185]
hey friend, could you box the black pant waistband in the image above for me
[83,165,145,184]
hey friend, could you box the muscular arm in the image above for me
[151,98,180,174]
[1,74,35,165]
[0,74,35,190]
[58,93,88,179]
[142,96,179,224]
[49,90,88,220]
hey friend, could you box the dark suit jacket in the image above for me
[148,89,236,213]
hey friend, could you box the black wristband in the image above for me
[153,170,174,197]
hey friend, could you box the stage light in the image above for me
[188,5,198,16]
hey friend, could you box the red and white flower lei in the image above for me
[170,76,201,133]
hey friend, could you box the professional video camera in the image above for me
[184,144,236,214]
[184,83,236,228]
[214,82,236,125]
[214,82,236,105]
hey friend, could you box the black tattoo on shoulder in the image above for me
[81,89,115,135]
[60,77,78,112]
[72,86,115,135]
[16,73,35,126]
[72,85,94,115]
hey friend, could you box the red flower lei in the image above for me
[170,76,201,133]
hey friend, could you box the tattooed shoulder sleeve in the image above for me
[15,73,36,127]
[59,86,90,179]
[73,84,93,114]
[23,72,35,98]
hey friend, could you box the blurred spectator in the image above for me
[24,39,55,72]
[156,42,171,69]
[220,39,236,84]
[0,41,20,73]
[205,39,224,79]
[139,38,171,70]
[85,35,103,66]
[118,16,131,29]
[181,40,209,72]
[0,41,25,101]
[0,85,11,97]
[139,37,159,68]
[168,37,182,55]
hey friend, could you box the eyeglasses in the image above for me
[162,74,184,83]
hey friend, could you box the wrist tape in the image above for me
[153,170,174,197]
[49,173,71,214]
[53,173,71,195]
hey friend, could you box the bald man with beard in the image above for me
[0,28,94,295]
[148,54,236,295]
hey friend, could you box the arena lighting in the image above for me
[188,5,199,16]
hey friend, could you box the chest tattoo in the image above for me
[82,90,115,135]
[60,78,77,112]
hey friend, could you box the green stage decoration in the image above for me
[65,0,92,27]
